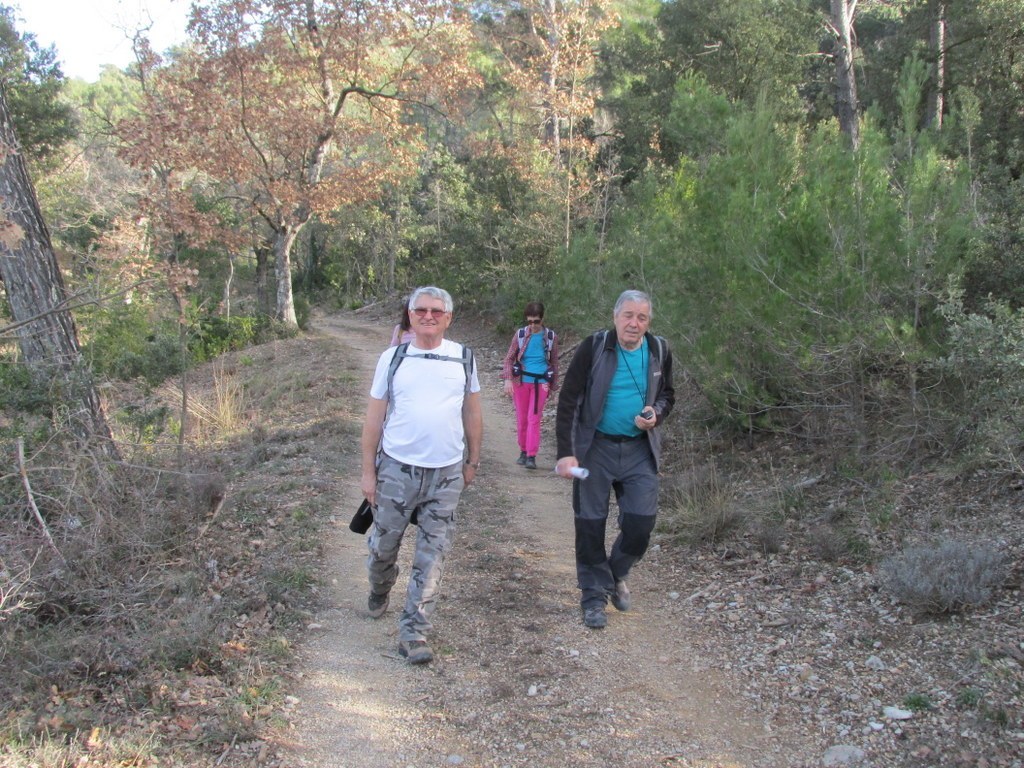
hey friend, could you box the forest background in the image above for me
[0,0,1021,765]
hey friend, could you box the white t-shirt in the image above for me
[369,338,481,468]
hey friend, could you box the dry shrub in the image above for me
[751,519,784,554]
[0,436,227,702]
[657,461,746,546]
[809,523,852,562]
[880,539,1008,615]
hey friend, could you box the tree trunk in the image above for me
[223,252,234,319]
[0,84,118,456]
[541,0,561,158]
[926,1,946,130]
[831,0,860,149]
[254,243,272,317]
[273,225,300,327]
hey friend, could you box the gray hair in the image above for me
[613,289,652,317]
[408,286,454,313]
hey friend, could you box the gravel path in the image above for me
[276,314,822,768]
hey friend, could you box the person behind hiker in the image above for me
[360,286,484,664]
[554,289,675,629]
[389,300,415,346]
[502,301,559,470]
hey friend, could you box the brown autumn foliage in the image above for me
[118,0,479,326]
[478,0,618,252]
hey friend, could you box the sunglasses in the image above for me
[412,307,448,317]
[526,317,542,324]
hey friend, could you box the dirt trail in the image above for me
[276,312,818,768]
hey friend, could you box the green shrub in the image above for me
[190,314,260,362]
[293,295,311,331]
[0,358,49,414]
[932,293,1024,469]
[83,304,187,385]
[880,539,1007,614]
[903,692,935,712]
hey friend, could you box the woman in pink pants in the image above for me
[502,302,559,469]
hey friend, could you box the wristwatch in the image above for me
[465,460,480,469]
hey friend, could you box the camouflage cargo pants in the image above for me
[368,454,464,642]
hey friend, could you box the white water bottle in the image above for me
[569,467,590,479]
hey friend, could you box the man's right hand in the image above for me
[555,456,579,478]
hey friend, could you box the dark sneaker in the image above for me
[611,580,631,612]
[516,451,528,465]
[398,639,434,664]
[524,456,537,470]
[582,604,607,629]
[367,591,389,619]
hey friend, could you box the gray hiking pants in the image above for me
[573,435,659,608]
[368,454,464,642]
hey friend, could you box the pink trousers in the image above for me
[512,380,550,457]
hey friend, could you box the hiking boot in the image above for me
[367,591,389,619]
[516,451,527,465]
[398,639,434,664]
[524,456,537,470]
[582,604,607,629]
[611,580,631,612]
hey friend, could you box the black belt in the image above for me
[595,431,644,442]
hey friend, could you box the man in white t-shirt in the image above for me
[360,286,483,664]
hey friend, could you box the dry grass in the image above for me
[0,332,363,766]
[156,360,247,441]
[656,457,747,546]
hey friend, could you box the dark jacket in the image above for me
[555,329,675,471]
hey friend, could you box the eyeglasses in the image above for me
[526,318,542,324]
[412,307,448,317]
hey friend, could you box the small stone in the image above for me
[865,655,886,671]
[883,706,914,720]
[822,745,867,766]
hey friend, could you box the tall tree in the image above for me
[0,5,76,165]
[926,0,946,129]
[479,0,616,251]
[597,0,820,175]
[0,84,116,454]
[830,0,861,147]
[122,0,475,327]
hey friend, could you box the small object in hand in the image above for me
[640,407,655,420]
[556,466,590,479]
[349,498,373,534]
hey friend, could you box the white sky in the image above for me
[14,0,191,82]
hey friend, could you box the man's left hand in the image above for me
[634,407,656,430]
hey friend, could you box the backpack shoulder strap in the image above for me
[388,342,474,396]
[589,330,608,377]
[651,335,665,367]
[386,342,410,405]
[460,344,475,393]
